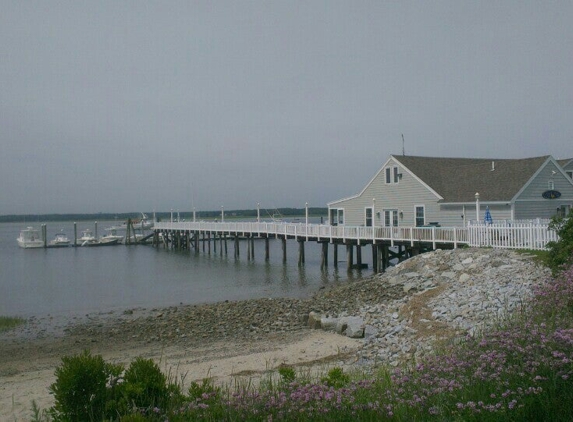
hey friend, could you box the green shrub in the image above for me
[278,365,296,383]
[545,210,573,274]
[188,377,221,405]
[120,357,178,413]
[49,350,123,422]
[321,367,350,388]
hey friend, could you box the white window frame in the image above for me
[329,208,337,225]
[415,205,425,227]
[365,207,373,227]
[337,209,344,225]
[558,204,571,218]
[384,209,399,227]
[385,167,391,184]
[385,166,400,184]
[329,208,345,226]
[548,180,555,190]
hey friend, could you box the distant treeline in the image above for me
[0,208,328,223]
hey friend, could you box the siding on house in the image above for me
[514,159,573,220]
[561,159,573,180]
[328,157,440,226]
[438,203,513,226]
[329,154,573,228]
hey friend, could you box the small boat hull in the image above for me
[17,239,44,248]
[81,238,120,247]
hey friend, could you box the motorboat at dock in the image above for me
[78,229,120,247]
[17,227,44,248]
[48,230,71,247]
[104,213,154,244]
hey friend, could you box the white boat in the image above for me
[17,227,44,248]
[106,213,154,232]
[79,229,120,247]
[48,231,71,247]
[78,229,98,246]
[104,213,154,245]
[98,236,120,246]
[101,228,124,244]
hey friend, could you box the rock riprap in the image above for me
[352,248,549,367]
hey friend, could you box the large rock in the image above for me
[320,317,339,332]
[336,316,365,338]
[308,311,322,329]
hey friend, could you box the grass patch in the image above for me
[515,248,549,265]
[0,316,25,332]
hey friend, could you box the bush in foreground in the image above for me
[545,210,573,274]
[48,353,181,421]
[48,350,123,421]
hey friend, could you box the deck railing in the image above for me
[466,221,558,250]
[154,221,469,248]
[154,220,560,251]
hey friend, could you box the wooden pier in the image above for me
[152,221,470,273]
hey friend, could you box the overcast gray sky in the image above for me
[1,1,572,215]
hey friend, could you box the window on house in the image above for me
[365,208,373,227]
[338,209,344,225]
[330,209,337,226]
[385,166,400,184]
[549,180,555,190]
[415,206,425,227]
[556,205,570,218]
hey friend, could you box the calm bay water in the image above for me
[0,220,367,318]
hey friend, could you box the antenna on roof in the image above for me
[401,134,405,156]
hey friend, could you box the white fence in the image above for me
[466,222,558,250]
[154,220,559,251]
[154,221,467,249]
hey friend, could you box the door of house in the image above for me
[384,210,399,227]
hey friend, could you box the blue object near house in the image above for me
[484,206,493,224]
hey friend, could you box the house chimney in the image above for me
[491,161,495,171]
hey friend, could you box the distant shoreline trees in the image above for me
[0,208,328,223]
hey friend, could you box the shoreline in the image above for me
[0,310,362,422]
[0,247,550,421]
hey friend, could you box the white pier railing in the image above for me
[154,221,468,249]
[154,220,559,251]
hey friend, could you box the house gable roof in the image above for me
[393,155,550,202]
[558,158,573,169]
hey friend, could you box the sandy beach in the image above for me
[0,306,361,422]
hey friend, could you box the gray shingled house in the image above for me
[328,155,573,228]
[558,158,573,180]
